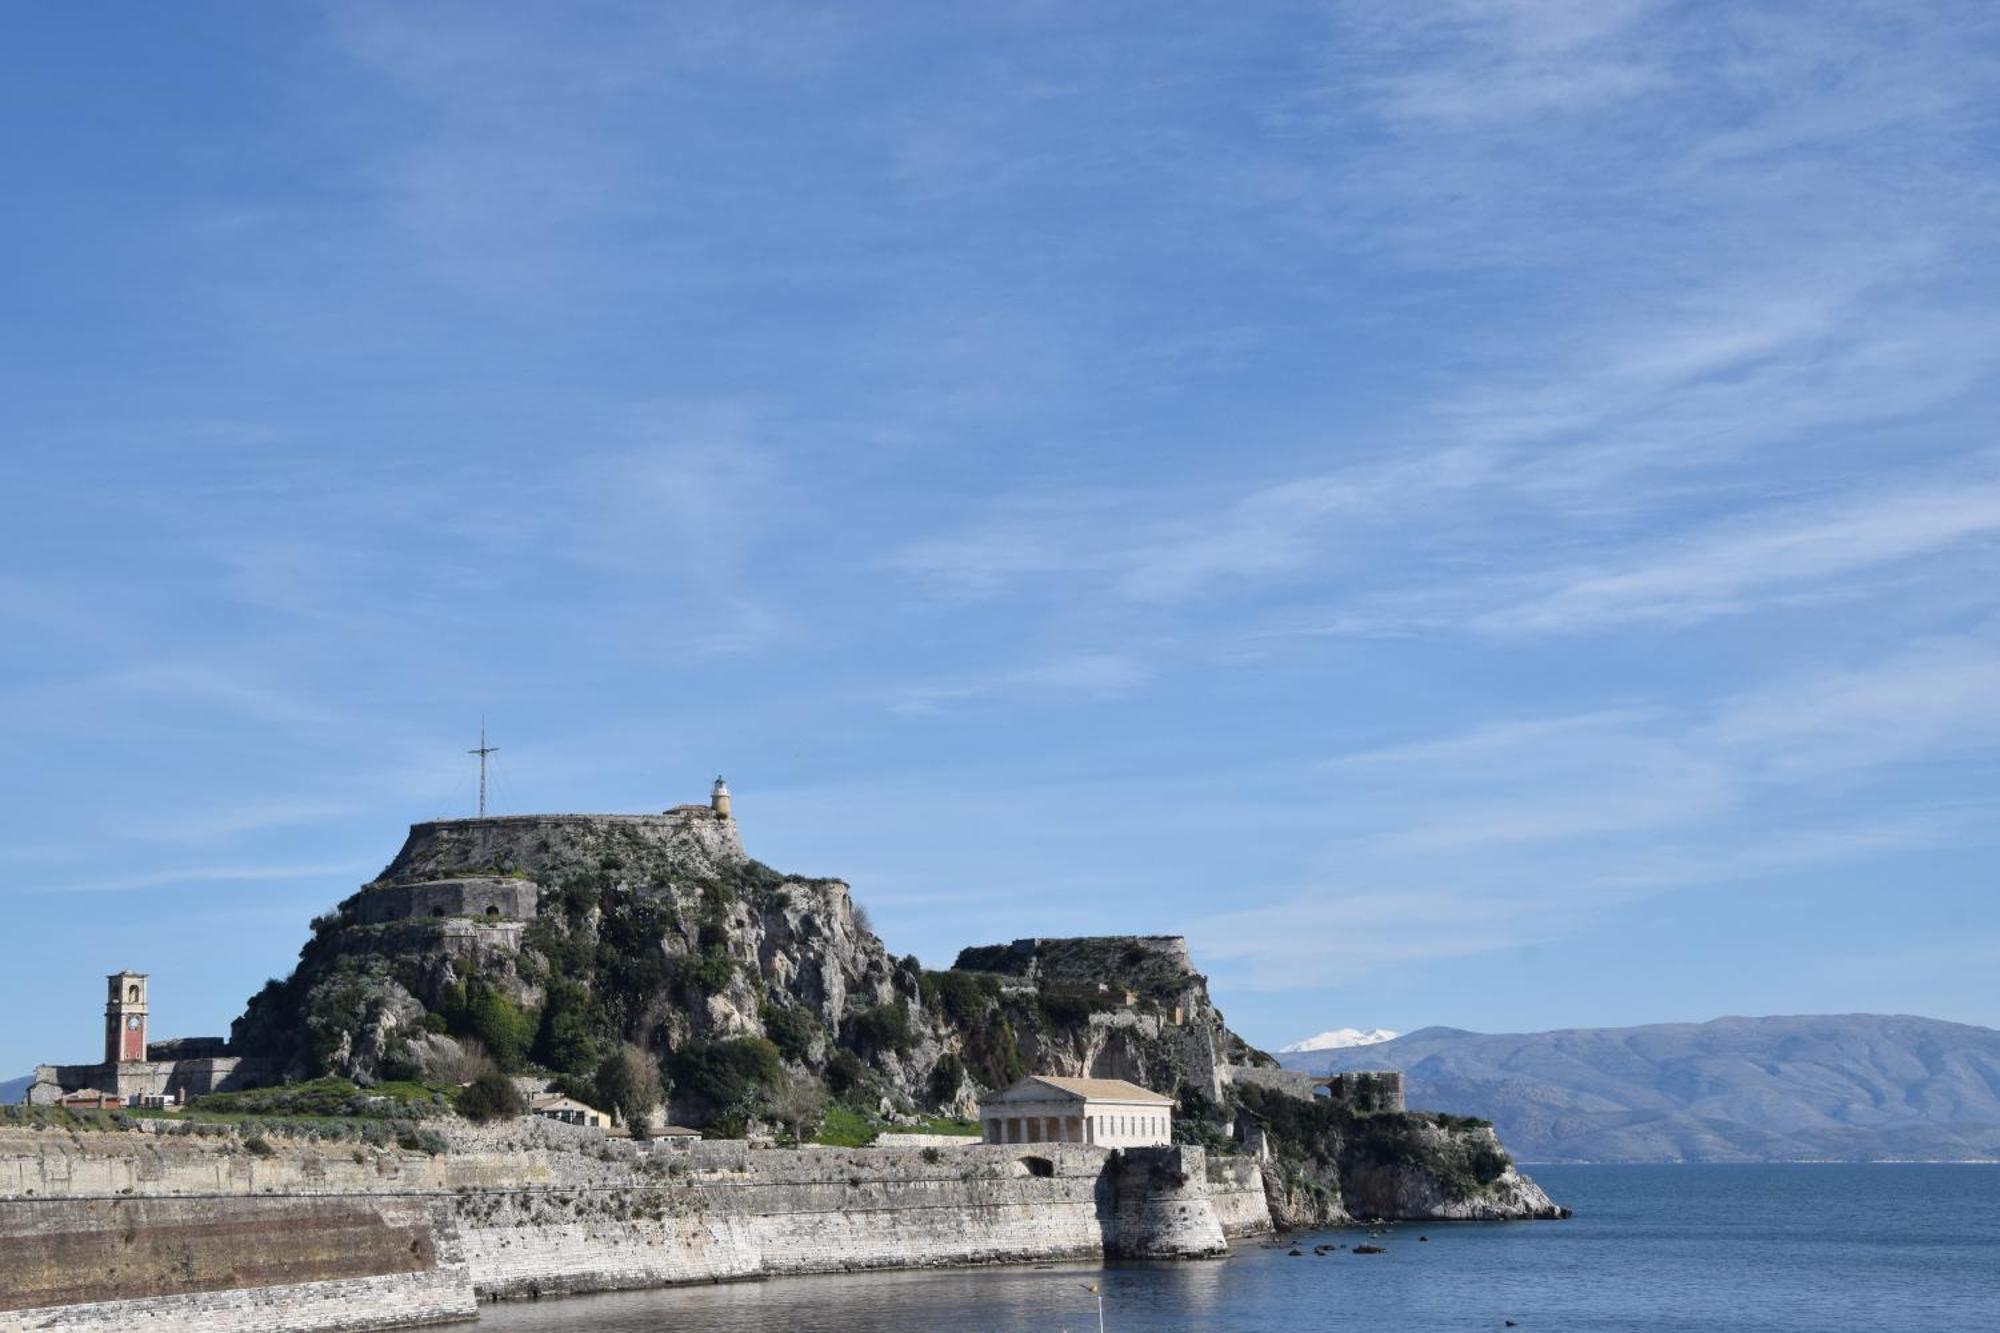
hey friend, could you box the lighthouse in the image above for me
[711,776,732,818]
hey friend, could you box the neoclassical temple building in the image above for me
[978,1075,1174,1147]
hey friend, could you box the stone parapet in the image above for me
[871,1133,981,1149]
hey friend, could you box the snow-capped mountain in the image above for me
[1278,1027,1399,1053]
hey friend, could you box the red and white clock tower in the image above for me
[105,971,148,1064]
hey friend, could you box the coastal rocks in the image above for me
[1339,1156,1565,1222]
[1338,1122,1564,1222]
[1246,1098,1563,1227]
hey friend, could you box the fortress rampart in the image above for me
[349,877,540,925]
[1224,1066,1407,1114]
[380,810,744,885]
[25,1057,276,1109]
[0,1123,1270,1331]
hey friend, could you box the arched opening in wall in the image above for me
[485,906,500,916]
[432,908,445,917]
[126,985,139,1003]
[1021,1155,1055,1178]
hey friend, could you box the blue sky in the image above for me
[4,2,1998,1075]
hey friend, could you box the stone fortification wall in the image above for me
[0,1195,472,1333]
[350,876,539,925]
[1106,1145,1227,1258]
[1205,1155,1275,1238]
[872,1132,981,1149]
[1224,1065,1323,1097]
[1323,1071,1405,1113]
[381,811,743,884]
[0,1126,1270,1328]
[25,1056,275,1107]
[1223,1066,1407,1114]
[454,1142,1126,1298]
[953,936,1194,992]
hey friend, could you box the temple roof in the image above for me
[980,1075,1174,1106]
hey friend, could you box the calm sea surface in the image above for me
[477,1165,1999,1332]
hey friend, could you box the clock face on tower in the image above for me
[127,1016,141,1031]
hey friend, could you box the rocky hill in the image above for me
[227,800,1557,1221]
[1282,1015,2000,1162]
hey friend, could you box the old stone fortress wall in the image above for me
[0,1120,1270,1333]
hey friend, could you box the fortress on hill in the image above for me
[28,781,743,1106]
[4,773,1558,1332]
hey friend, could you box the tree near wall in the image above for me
[594,1044,662,1134]
[766,1069,829,1145]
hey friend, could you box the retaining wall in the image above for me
[0,1126,1271,1330]
[0,1195,472,1333]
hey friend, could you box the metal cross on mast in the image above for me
[468,722,499,819]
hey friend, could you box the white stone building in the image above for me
[979,1076,1174,1148]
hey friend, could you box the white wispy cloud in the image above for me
[30,862,372,895]
[125,799,362,844]
[1195,629,2000,986]
[885,652,1152,716]
[1467,480,2000,634]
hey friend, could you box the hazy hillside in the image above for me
[0,1075,29,1105]
[1281,1015,2000,1162]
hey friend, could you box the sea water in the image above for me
[477,1165,2000,1331]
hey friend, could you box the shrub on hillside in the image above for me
[677,947,736,995]
[761,1001,821,1064]
[672,1037,781,1116]
[920,969,997,1027]
[927,1053,966,1108]
[850,1000,912,1055]
[454,1069,524,1123]
[533,980,606,1076]
[438,982,537,1073]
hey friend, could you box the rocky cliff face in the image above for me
[229,805,1558,1222]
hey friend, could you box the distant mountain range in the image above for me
[1,1075,30,1105]
[1278,1028,1399,1053]
[1279,1014,2000,1163]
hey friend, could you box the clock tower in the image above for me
[105,971,148,1064]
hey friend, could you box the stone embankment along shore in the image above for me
[0,1121,1269,1332]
